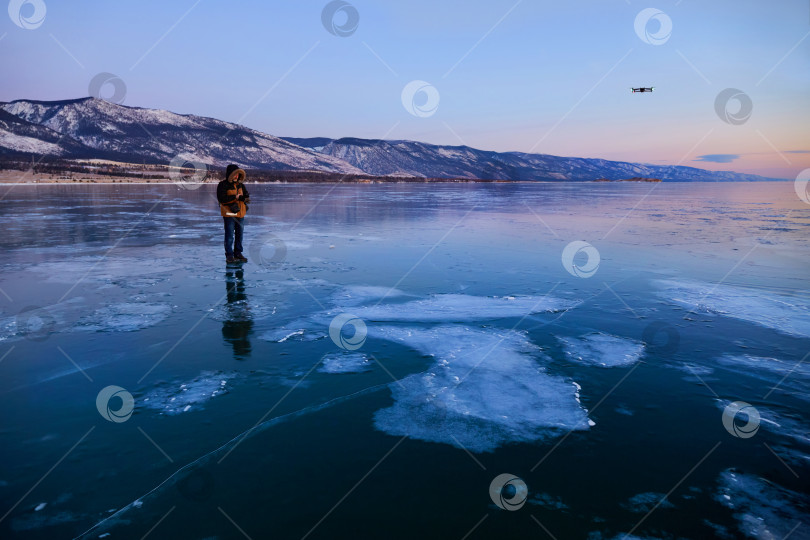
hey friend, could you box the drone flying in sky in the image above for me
[631,87,655,93]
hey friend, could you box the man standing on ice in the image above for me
[217,164,250,264]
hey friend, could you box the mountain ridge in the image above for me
[281,136,782,182]
[0,97,784,181]
[0,97,364,174]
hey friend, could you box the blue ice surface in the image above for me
[621,492,675,513]
[715,354,810,401]
[2,182,809,539]
[329,285,412,306]
[74,302,172,332]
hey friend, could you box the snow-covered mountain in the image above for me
[284,137,781,182]
[0,97,781,181]
[0,109,96,158]
[0,97,363,173]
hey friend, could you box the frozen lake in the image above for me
[1,181,809,539]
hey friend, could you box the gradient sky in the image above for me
[2,0,808,179]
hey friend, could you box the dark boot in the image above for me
[234,253,248,262]
[226,255,235,263]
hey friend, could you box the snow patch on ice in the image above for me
[140,372,233,415]
[319,352,372,374]
[342,293,573,322]
[655,279,810,339]
[715,470,810,539]
[370,325,591,453]
[558,333,645,368]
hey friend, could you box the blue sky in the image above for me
[2,0,808,178]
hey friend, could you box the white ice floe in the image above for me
[654,279,810,339]
[715,470,810,539]
[74,302,171,332]
[318,352,372,374]
[370,325,591,453]
[557,333,645,368]
[140,372,232,415]
[340,293,574,322]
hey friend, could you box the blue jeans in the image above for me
[223,217,244,257]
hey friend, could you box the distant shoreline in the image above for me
[0,157,788,183]
[0,169,662,184]
[0,178,791,185]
